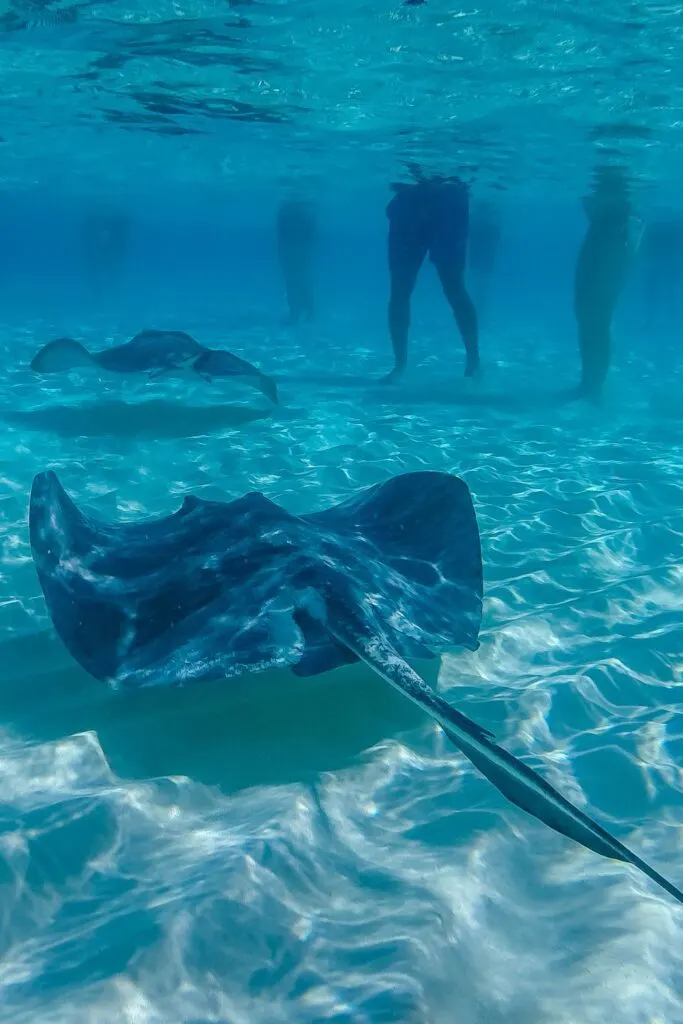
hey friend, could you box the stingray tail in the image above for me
[30,338,93,374]
[315,598,683,906]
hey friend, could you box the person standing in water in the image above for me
[82,205,129,303]
[573,165,633,399]
[381,163,479,384]
[277,197,316,326]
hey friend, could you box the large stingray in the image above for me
[30,328,278,404]
[29,468,683,906]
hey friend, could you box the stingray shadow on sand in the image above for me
[0,628,430,793]
[0,400,272,440]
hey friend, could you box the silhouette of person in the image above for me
[277,198,316,325]
[573,166,633,399]
[82,206,129,301]
[382,163,479,383]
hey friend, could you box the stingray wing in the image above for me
[293,471,483,676]
[193,347,262,378]
[193,349,279,404]
[29,472,306,688]
[30,338,94,373]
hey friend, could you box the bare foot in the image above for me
[378,367,405,385]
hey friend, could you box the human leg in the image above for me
[383,192,428,382]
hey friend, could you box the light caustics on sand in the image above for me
[28,468,683,908]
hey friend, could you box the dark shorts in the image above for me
[387,181,469,277]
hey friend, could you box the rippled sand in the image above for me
[1,322,682,1023]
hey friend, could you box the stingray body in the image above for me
[30,328,278,404]
[29,469,683,907]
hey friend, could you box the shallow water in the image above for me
[1,0,682,1014]
[2,319,683,1022]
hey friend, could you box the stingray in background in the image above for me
[30,328,278,404]
[29,468,683,907]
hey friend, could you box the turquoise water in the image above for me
[2,3,683,1022]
